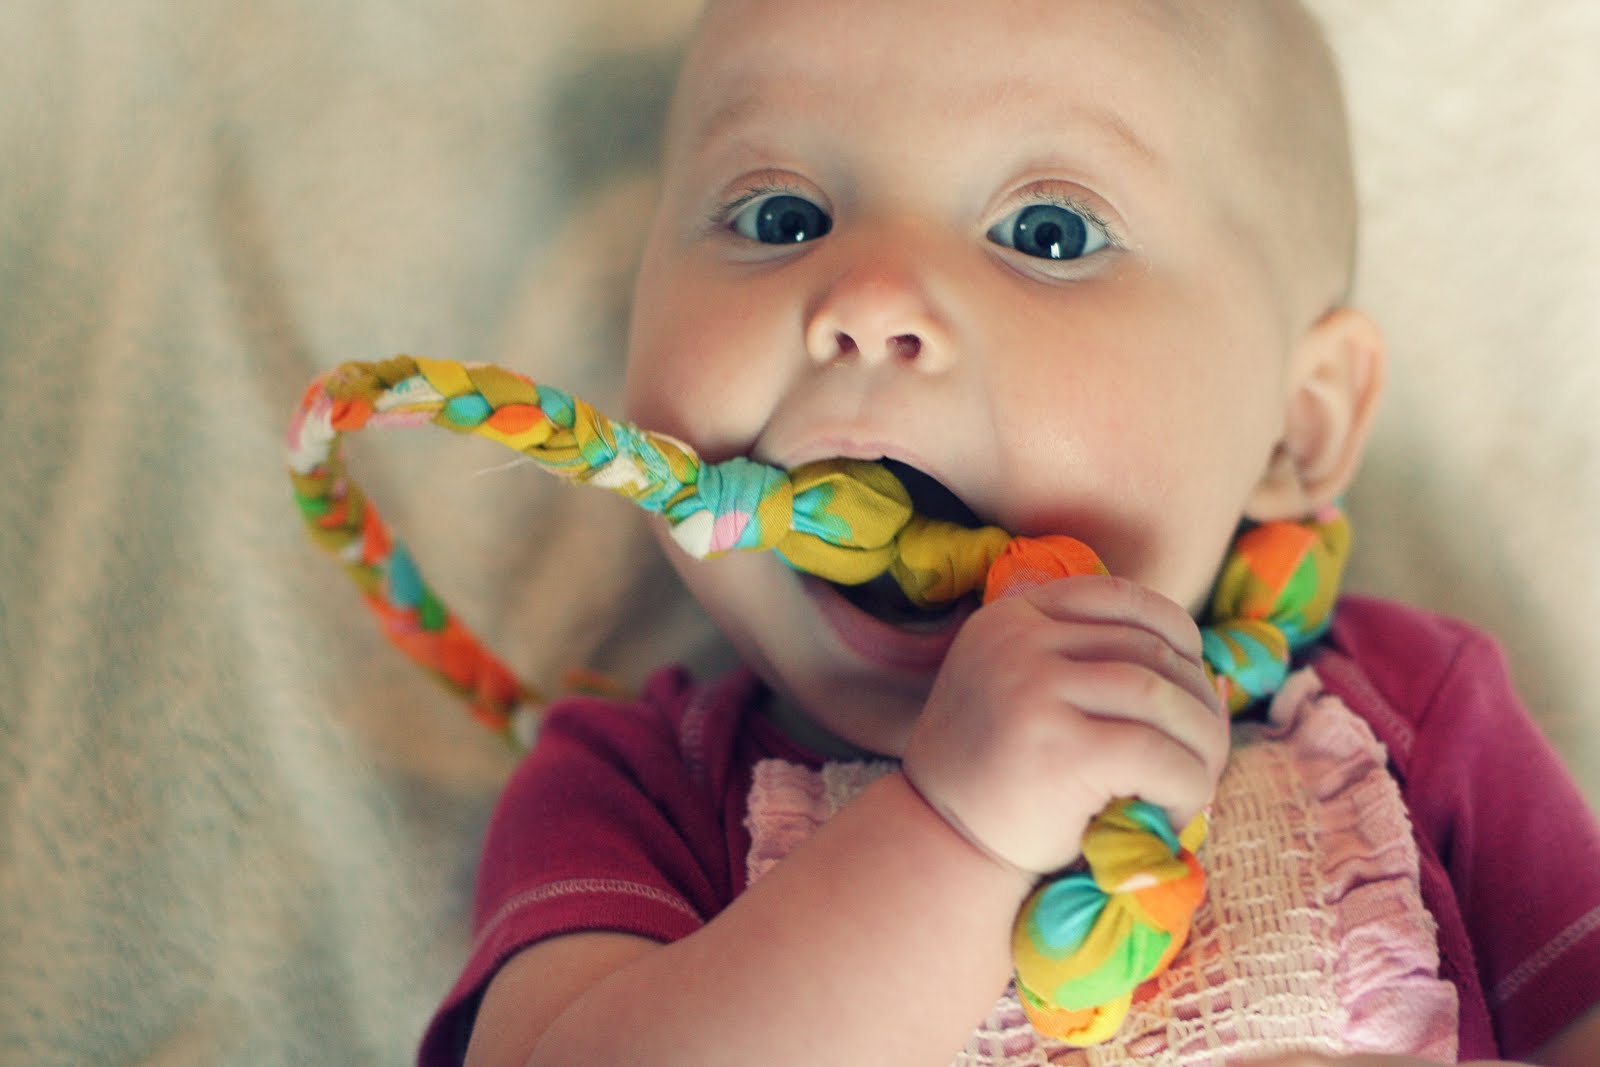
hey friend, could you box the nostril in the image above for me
[815,329,924,365]
[889,334,922,361]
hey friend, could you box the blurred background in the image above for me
[2,1,1596,1062]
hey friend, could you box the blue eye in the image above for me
[988,202,1110,261]
[729,193,832,244]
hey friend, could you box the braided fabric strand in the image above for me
[286,356,1351,1044]
[987,514,1349,1043]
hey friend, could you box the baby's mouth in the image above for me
[830,458,984,627]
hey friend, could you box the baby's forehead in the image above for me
[671,0,1292,161]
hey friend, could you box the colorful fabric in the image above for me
[287,356,1352,1044]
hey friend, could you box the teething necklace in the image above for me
[287,354,1351,1045]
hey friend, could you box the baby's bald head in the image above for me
[1179,0,1358,323]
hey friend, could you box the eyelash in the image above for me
[1005,188,1122,249]
[707,180,811,234]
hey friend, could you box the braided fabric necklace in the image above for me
[287,355,1351,1045]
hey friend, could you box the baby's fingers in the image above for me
[1020,575,1207,671]
[1047,657,1230,783]
[1048,662,1228,827]
[1036,615,1222,721]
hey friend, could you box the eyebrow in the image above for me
[680,89,787,156]
[1070,105,1158,170]
[972,75,1162,170]
[682,78,1160,174]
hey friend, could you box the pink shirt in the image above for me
[418,596,1600,1063]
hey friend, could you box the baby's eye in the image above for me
[728,193,833,245]
[987,202,1110,261]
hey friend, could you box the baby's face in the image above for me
[624,0,1327,755]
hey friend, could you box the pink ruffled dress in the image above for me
[743,668,1460,1066]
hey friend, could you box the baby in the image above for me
[420,1,1600,1064]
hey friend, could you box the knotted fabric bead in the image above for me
[287,357,1352,1045]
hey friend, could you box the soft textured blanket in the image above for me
[2,1,1596,1063]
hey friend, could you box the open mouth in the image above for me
[832,458,984,627]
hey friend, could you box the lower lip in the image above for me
[803,575,975,674]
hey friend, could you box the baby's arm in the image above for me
[1535,1005,1600,1067]
[464,576,1227,1067]
[467,769,1033,1066]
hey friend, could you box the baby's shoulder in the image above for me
[1324,593,1496,696]
[533,663,776,792]
[1312,594,1514,761]
[536,664,696,750]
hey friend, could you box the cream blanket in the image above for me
[2,1,1596,1062]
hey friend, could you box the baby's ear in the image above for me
[1245,306,1386,521]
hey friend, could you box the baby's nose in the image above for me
[803,261,950,370]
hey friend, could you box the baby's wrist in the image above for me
[896,766,1042,885]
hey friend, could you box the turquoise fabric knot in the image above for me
[444,394,492,426]
[386,543,423,609]
[535,385,574,428]
[790,479,852,544]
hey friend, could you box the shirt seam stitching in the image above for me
[476,877,704,951]
[1491,902,1600,1007]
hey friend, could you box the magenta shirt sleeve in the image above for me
[416,668,741,1065]
[1330,596,1600,1059]
[1404,629,1600,1058]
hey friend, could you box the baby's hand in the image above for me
[901,575,1229,875]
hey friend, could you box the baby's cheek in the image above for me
[622,341,718,449]
[1078,477,1241,612]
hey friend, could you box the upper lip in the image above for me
[769,434,935,474]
